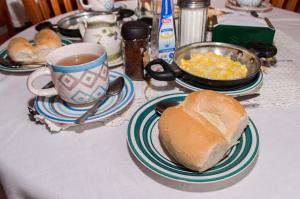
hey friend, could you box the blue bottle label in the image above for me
[158,0,176,63]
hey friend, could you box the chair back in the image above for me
[271,0,299,12]
[21,0,81,24]
[0,0,15,44]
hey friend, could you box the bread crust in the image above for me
[34,29,61,49]
[7,29,61,64]
[7,37,35,64]
[159,107,228,171]
[158,90,249,172]
[183,90,248,146]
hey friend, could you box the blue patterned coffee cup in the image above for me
[27,43,109,104]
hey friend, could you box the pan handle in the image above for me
[145,59,177,81]
[246,42,277,58]
[35,21,57,32]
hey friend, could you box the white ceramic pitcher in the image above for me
[79,14,122,62]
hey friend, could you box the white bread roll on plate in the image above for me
[7,37,36,64]
[34,29,62,63]
[158,90,249,172]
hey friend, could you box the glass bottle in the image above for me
[150,0,176,63]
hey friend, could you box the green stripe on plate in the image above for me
[127,93,259,183]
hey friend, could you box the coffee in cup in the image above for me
[27,43,109,104]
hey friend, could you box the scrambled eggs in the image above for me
[180,52,248,80]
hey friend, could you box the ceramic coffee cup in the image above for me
[27,43,109,105]
[79,0,114,11]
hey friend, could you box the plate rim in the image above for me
[175,71,263,96]
[0,39,72,73]
[108,55,123,68]
[34,71,134,124]
[127,92,260,183]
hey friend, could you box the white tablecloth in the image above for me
[1,0,300,198]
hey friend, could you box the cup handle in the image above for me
[27,67,58,96]
[79,0,93,10]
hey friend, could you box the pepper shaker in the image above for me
[178,0,210,47]
[121,21,150,81]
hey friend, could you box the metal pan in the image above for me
[35,9,135,38]
[145,42,276,88]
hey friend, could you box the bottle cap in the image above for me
[121,21,150,40]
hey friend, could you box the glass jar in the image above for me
[121,21,150,81]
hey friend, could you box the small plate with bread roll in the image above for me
[0,29,72,73]
[127,90,259,183]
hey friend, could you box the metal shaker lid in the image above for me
[178,0,210,8]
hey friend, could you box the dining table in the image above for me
[0,0,300,198]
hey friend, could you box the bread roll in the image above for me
[7,29,62,64]
[182,90,249,147]
[7,37,36,64]
[158,90,249,172]
[34,29,62,63]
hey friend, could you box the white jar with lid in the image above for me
[178,0,210,47]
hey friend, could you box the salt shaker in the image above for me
[121,21,150,81]
[178,0,210,47]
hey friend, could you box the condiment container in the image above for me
[150,0,176,63]
[178,0,210,47]
[121,21,150,81]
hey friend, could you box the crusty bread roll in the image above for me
[7,37,36,64]
[7,29,61,64]
[182,91,249,147]
[34,29,62,63]
[158,90,249,172]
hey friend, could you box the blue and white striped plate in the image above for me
[127,93,259,183]
[175,72,263,96]
[0,39,72,73]
[34,71,134,124]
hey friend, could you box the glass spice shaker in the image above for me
[178,0,210,47]
[121,21,150,81]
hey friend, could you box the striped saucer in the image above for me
[34,71,134,124]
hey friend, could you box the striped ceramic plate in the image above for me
[34,71,134,124]
[0,39,72,73]
[175,72,263,96]
[127,93,259,183]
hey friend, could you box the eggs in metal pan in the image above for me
[180,52,248,80]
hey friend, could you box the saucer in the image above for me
[108,55,123,68]
[0,39,72,73]
[225,0,272,12]
[176,71,263,96]
[34,71,134,124]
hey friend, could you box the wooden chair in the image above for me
[270,0,299,12]
[0,0,16,44]
[21,0,82,24]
